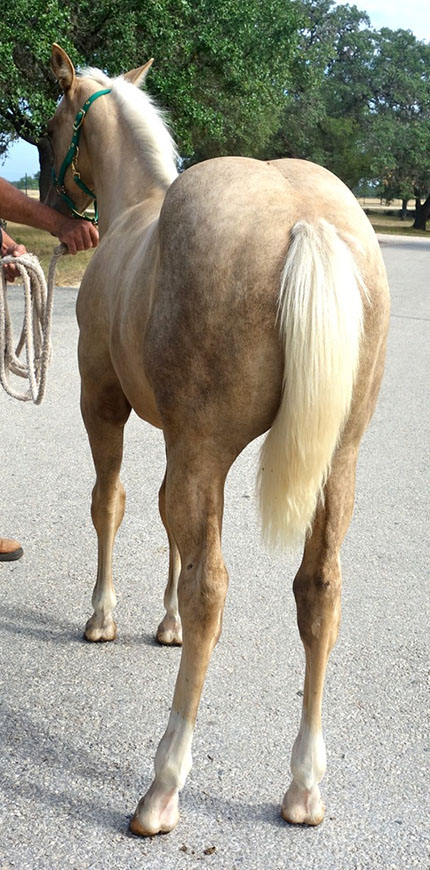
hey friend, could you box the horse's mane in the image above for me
[78,67,179,189]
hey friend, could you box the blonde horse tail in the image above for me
[258,219,366,549]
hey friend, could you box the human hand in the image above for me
[57,218,99,254]
[1,241,27,282]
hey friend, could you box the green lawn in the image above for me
[366,211,429,237]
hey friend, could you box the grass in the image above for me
[3,201,428,287]
[4,221,94,286]
[365,210,429,237]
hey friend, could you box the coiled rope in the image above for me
[0,244,66,404]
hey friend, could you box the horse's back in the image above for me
[161,155,378,247]
[155,155,384,314]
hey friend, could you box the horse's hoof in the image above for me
[156,614,182,646]
[84,614,117,642]
[130,792,179,837]
[281,782,325,826]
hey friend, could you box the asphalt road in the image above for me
[0,235,429,869]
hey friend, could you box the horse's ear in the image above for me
[123,59,154,87]
[51,43,75,91]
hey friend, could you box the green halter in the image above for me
[52,88,112,224]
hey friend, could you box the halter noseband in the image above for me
[52,88,112,225]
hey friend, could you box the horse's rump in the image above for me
[146,158,372,523]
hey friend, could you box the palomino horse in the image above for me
[46,44,390,836]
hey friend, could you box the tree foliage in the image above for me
[267,1,430,221]
[0,0,300,164]
[267,0,375,187]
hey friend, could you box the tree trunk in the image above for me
[37,136,53,203]
[413,192,430,230]
[400,197,408,221]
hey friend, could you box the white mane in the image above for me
[79,67,179,189]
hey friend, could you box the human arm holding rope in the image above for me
[0,177,99,255]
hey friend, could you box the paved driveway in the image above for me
[0,236,429,869]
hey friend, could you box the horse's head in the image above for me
[43,44,103,221]
[45,45,156,223]
[45,45,177,227]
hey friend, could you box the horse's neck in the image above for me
[88,118,173,236]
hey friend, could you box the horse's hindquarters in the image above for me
[145,162,296,451]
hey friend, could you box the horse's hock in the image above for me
[46,44,390,837]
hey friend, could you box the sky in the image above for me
[1,0,430,182]
[350,0,430,41]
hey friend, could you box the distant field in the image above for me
[357,196,404,210]
[365,211,429,237]
[358,196,429,237]
[2,197,428,286]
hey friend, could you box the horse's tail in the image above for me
[258,219,366,549]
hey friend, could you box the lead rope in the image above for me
[0,244,67,404]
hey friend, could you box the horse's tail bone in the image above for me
[258,219,366,549]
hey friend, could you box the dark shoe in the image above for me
[0,537,23,561]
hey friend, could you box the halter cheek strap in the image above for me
[52,88,112,225]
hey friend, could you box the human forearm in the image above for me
[0,177,64,235]
[0,176,99,253]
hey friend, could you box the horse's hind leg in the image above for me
[156,474,182,645]
[282,443,358,826]
[81,379,131,642]
[131,438,230,836]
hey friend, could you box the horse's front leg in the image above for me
[81,380,131,642]
[282,445,358,825]
[131,441,230,835]
[156,474,182,645]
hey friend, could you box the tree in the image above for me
[271,5,430,226]
[0,0,75,191]
[365,28,430,228]
[10,172,40,190]
[0,0,300,172]
[266,0,376,188]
